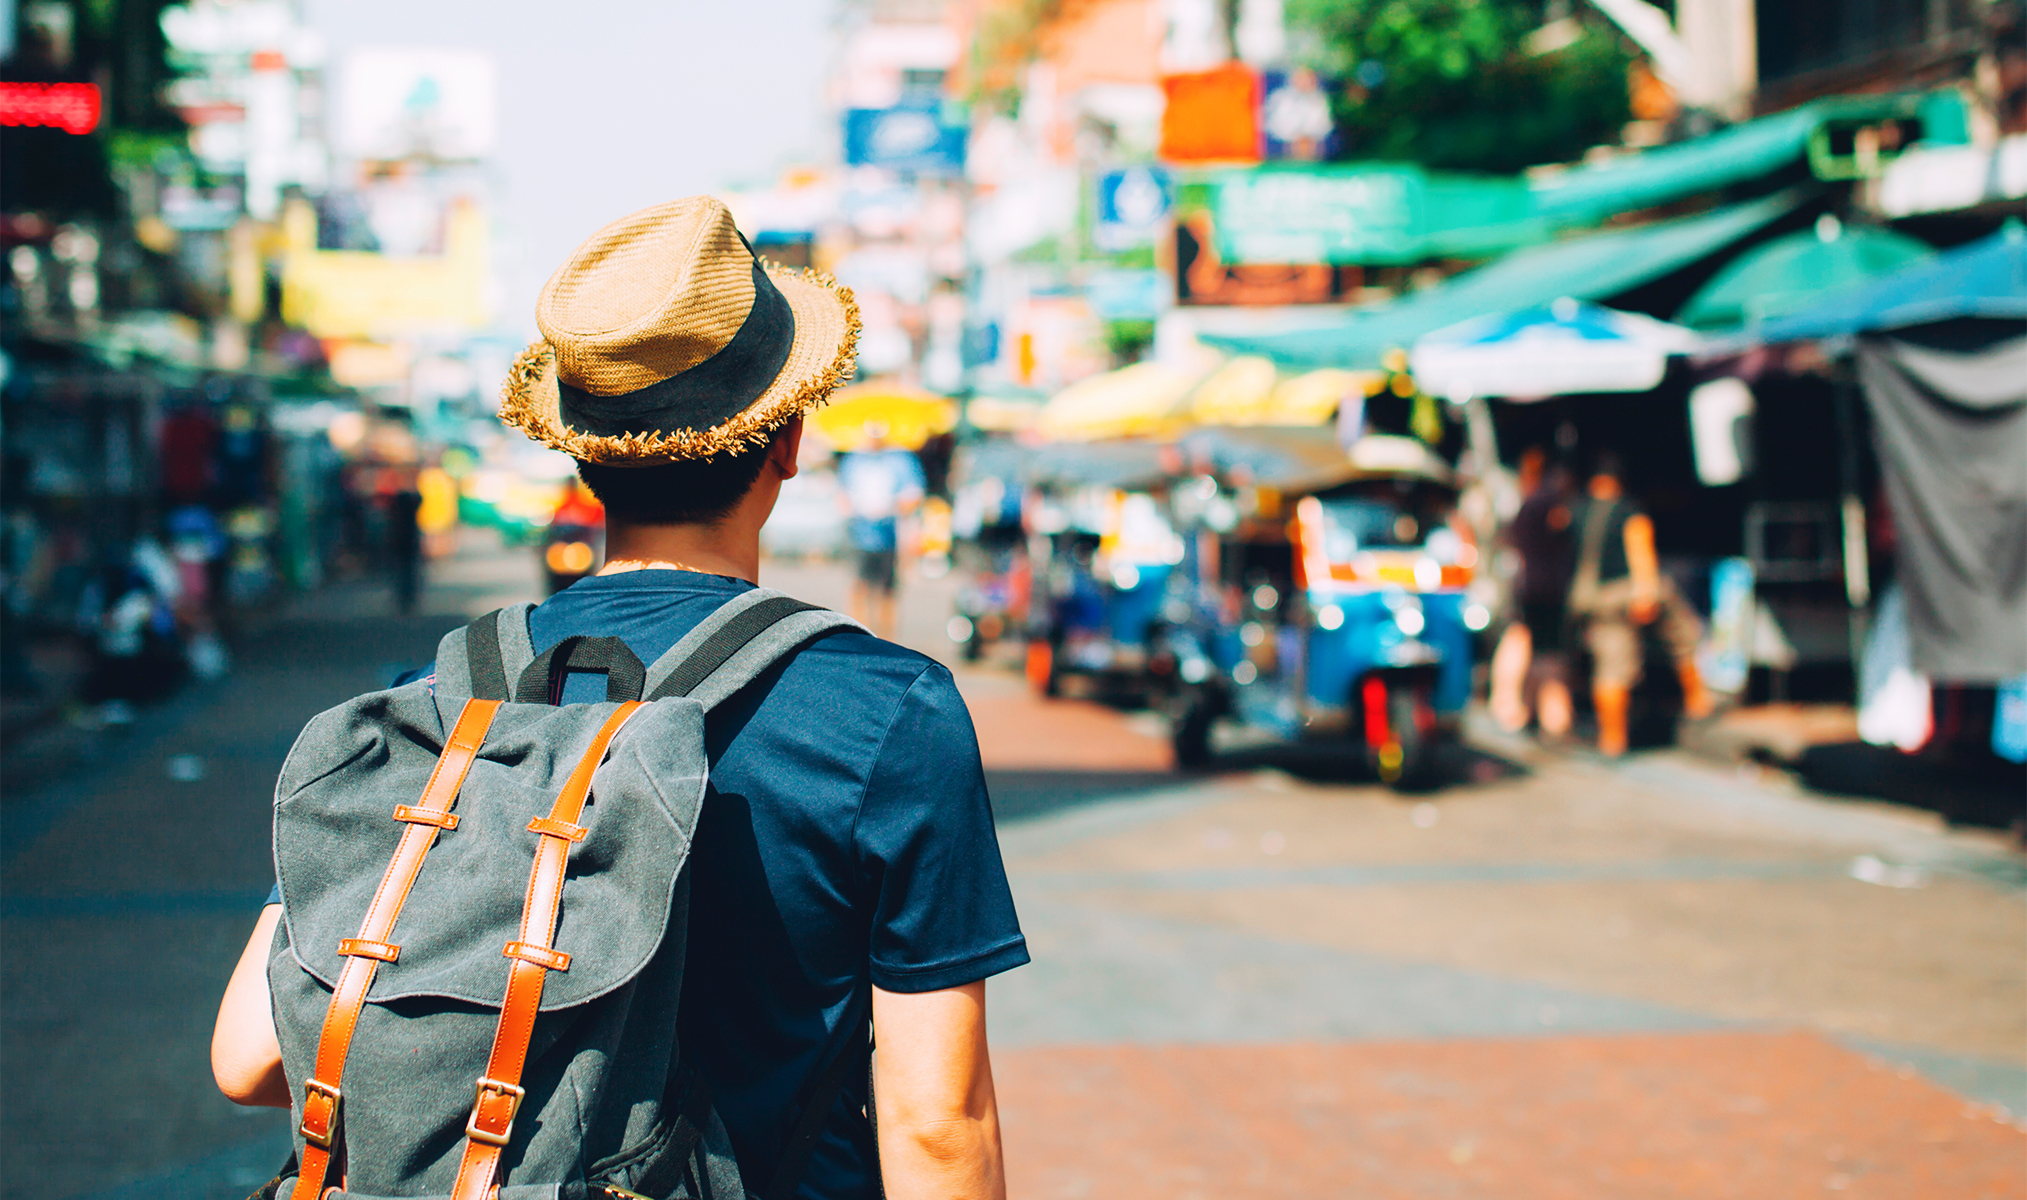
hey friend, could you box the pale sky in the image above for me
[303,0,839,339]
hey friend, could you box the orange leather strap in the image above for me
[451,702,642,1200]
[291,698,501,1200]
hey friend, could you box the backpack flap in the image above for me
[274,693,708,1011]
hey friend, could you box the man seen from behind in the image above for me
[212,198,1024,1200]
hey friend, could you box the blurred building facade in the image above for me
[1,0,505,727]
[891,0,2022,767]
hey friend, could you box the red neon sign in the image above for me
[0,82,102,135]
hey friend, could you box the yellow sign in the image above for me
[279,197,489,338]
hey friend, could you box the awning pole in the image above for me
[1834,372,1872,695]
[1459,393,1510,584]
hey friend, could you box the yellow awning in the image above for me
[1037,361,1207,442]
[814,383,958,451]
[1267,368,1373,426]
[1186,356,1280,426]
[1187,358,1372,428]
[965,394,1046,433]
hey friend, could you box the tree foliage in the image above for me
[1285,0,1633,173]
[965,0,1110,115]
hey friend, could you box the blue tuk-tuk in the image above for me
[1164,431,1488,789]
[1020,441,1186,701]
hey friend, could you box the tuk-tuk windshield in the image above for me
[1316,498,1423,559]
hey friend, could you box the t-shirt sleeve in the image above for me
[391,662,434,688]
[855,663,1029,993]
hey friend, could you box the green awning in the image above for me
[1200,191,1802,371]
[1200,93,1966,270]
[1210,166,1546,266]
[1676,223,1935,330]
[1529,92,1968,228]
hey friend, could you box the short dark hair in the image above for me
[576,440,773,526]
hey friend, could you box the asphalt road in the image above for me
[4,533,2022,1198]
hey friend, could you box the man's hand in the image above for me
[872,981,1007,1200]
[213,904,291,1108]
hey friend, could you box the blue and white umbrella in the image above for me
[1409,297,1701,401]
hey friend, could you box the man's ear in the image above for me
[768,415,804,482]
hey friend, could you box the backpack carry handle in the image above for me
[516,636,646,704]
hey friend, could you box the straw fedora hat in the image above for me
[499,196,860,464]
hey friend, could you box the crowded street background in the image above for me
[3,0,2025,1196]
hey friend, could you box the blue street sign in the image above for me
[843,104,967,173]
[1095,167,1174,251]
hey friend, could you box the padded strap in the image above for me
[452,701,645,1200]
[437,603,536,700]
[643,589,865,710]
[466,609,510,701]
[516,635,646,704]
[291,698,501,1200]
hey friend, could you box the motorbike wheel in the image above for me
[1171,693,1216,771]
[1361,674,1442,792]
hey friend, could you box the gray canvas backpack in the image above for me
[260,589,866,1200]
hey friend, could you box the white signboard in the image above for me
[339,47,497,161]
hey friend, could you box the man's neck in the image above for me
[600,518,762,584]
[591,417,795,586]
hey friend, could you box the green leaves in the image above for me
[1286,0,1632,174]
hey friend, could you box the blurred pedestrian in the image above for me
[386,484,424,614]
[167,505,231,679]
[838,422,925,640]
[1489,447,1576,737]
[158,391,218,507]
[79,540,185,713]
[1567,452,1713,756]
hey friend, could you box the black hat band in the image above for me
[556,259,796,446]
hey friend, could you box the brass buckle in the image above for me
[299,1078,342,1150]
[465,1076,526,1147]
[601,1188,654,1200]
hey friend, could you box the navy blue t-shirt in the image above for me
[279,570,1028,1198]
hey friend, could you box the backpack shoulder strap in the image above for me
[643,588,865,709]
[433,602,537,700]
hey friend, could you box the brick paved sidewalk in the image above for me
[982,731,2027,1200]
[13,550,2023,1198]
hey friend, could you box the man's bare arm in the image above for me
[213,903,291,1108]
[1625,513,1661,622]
[872,981,1006,1200]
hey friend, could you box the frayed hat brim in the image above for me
[500,263,860,464]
